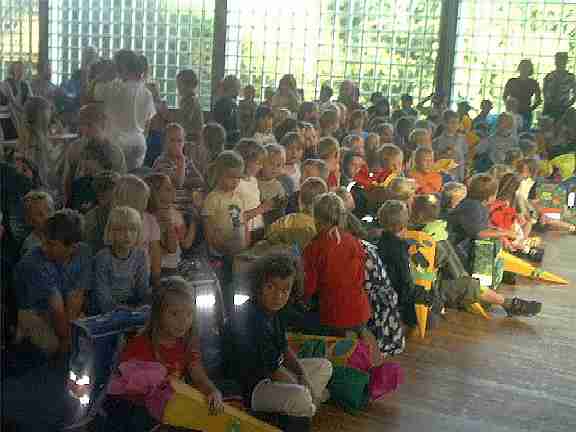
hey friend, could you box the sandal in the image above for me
[504,298,542,317]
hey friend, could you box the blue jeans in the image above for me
[519,111,533,131]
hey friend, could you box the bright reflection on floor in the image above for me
[234,294,250,306]
[79,395,90,406]
[196,294,216,308]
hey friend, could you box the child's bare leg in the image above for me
[544,218,576,232]
[479,289,504,306]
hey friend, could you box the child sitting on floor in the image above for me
[235,139,272,242]
[107,277,224,431]
[112,174,163,288]
[92,206,150,314]
[440,181,467,218]
[409,146,443,194]
[319,136,341,190]
[153,123,187,188]
[200,122,227,186]
[258,143,288,226]
[432,110,467,182]
[340,151,366,187]
[416,194,542,317]
[146,174,192,277]
[280,131,304,193]
[376,200,418,327]
[448,173,517,265]
[253,105,277,146]
[83,171,121,254]
[225,254,332,425]
[21,191,54,256]
[14,210,91,356]
[303,193,379,356]
[265,177,328,251]
[318,108,339,139]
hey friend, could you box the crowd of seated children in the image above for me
[8,52,576,432]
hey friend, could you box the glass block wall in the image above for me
[453,0,576,113]
[48,0,215,108]
[225,0,442,107]
[0,0,39,80]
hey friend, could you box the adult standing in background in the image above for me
[30,62,60,109]
[94,49,156,171]
[503,59,541,131]
[543,52,576,121]
[0,61,33,139]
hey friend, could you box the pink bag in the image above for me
[346,340,403,401]
[108,360,175,421]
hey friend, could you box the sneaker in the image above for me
[504,298,542,317]
[513,248,544,264]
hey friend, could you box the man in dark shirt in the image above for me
[212,75,241,146]
[224,254,332,419]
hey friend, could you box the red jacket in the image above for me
[303,228,371,328]
[489,200,518,231]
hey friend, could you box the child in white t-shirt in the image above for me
[234,139,274,242]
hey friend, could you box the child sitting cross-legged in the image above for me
[447,174,542,316]
[409,146,443,194]
[224,254,333,423]
[91,206,150,314]
[106,277,224,431]
[21,191,54,256]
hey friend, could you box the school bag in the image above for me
[470,239,504,291]
[534,181,568,220]
[67,307,151,429]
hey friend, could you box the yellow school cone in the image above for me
[502,252,569,285]
[468,302,491,320]
[415,304,429,338]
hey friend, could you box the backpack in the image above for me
[470,239,504,291]
[404,230,437,292]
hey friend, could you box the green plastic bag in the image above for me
[327,366,370,413]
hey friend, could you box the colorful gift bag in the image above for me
[550,153,576,181]
[562,177,576,224]
[534,182,568,218]
[471,239,504,290]
[404,230,437,292]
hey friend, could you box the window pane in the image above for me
[48,0,215,108]
[225,0,442,106]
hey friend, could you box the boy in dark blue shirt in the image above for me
[448,174,542,316]
[14,209,91,356]
[224,254,332,422]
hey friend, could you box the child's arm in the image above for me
[243,199,274,222]
[174,155,186,188]
[180,218,198,250]
[187,362,224,414]
[48,293,71,353]
[157,209,178,254]
[93,254,114,313]
[281,346,307,386]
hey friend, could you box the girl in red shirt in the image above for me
[303,192,374,323]
[109,277,223,426]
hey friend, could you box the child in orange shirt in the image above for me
[409,146,443,194]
